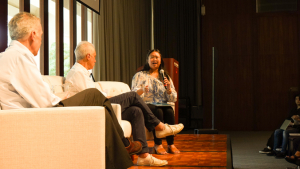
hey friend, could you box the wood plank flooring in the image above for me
[129,134,232,169]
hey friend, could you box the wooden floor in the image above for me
[129,134,233,169]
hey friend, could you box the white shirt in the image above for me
[0,40,61,110]
[65,62,107,97]
[131,71,177,103]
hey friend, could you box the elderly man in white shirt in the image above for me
[0,12,142,169]
[65,41,184,166]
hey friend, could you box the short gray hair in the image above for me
[8,12,40,40]
[75,41,95,61]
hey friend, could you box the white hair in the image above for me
[75,41,95,61]
[8,12,40,40]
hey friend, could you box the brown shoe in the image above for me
[125,138,142,155]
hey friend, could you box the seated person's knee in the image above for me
[131,107,143,118]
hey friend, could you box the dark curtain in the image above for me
[154,0,202,105]
[94,0,151,85]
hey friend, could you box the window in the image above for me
[63,0,70,76]
[8,0,20,46]
[5,1,95,76]
[76,2,81,45]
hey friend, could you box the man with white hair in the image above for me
[0,12,140,169]
[65,41,184,166]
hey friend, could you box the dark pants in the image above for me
[147,104,175,145]
[109,92,161,154]
[58,88,133,169]
[266,132,275,149]
[274,128,300,153]
[295,137,300,152]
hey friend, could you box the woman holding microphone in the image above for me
[132,49,183,155]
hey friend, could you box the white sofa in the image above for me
[0,75,133,169]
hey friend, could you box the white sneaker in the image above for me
[137,154,168,166]
[155,123,184,138]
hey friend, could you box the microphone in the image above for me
[160,69,167,89]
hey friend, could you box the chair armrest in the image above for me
[111,103,122,123]
[111,104,132,137]
[0,106,105,169]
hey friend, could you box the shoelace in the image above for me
[149,155,155,164]
[165,124,175,135]
[149,155,166,165]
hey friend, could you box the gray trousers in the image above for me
[57,88,133,169]
[109,92,161,154]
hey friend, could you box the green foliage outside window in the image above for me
[49,42,70,76]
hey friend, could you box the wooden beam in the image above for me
[81,5,87,41]
[56,0,64,76]
[70,0,77,65]
[20,0,30,12]
[40,0,49,75]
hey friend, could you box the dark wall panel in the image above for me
[254,14,300,130]
[202,0,255,130]
[202,0,300,130]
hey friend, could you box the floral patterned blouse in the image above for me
[131,71,177,103]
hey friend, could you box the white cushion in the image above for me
[97,81,131,97]
[42,75,65,86]
[42,75,65,94]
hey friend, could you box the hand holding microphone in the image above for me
[160,69,171,91]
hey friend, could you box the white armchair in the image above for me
[0,76,142,169]
[0,106,106,169]
[41,75,132,138]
